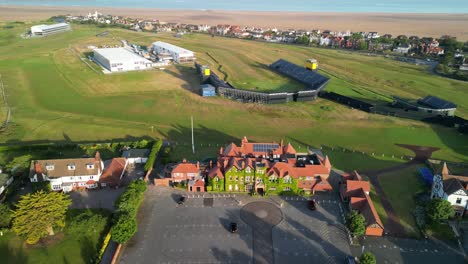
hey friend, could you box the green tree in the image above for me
[360,252,376,264]
[426,198,454,222]
[347,210,366,236]
[296,35,310,45]
[351,33,363,40]
[0,203,13,228]
[12,191,71,244]
[144,140,163,171]
[111,214,137,244]
[359,41,369,50]
[6,155,32,176]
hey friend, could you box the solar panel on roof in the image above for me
[253,143,280,153]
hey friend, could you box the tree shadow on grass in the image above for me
[79,236,97,264]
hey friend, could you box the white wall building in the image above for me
[152,41,195,63]
[93,47,153,72]
[31,23,71,36]
[29,153,104,193]
[122,149,150,164]
[431,163,468,216]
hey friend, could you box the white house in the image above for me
[393,44,411,54]
[431,163,468,216]
[31,23,71,36]
[29,152,104,193]
[152,41,195,63]
[319,36,332,46]
[122,149,150,164]
[93,47,153,72]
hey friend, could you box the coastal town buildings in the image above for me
[151,41,196,63]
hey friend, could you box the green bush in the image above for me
[144,140,163,171]
[360,252,376,264]
[206,186,213,192]
[347,210,366,236]
[426,198,454,222]
[111,214,137,244]
[66,209,108,238]
[0,204,13,228]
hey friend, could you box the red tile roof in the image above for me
[351,189,384,229]
[172,162,199,174]
[207,166,224,179]
[99,158,127,187]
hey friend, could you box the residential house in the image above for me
[29,152,104,193]
[393,44,411,54]
[216,24,230,36]
[319,36,333,46]
[367,32,380,39]
[171,160,199,183]
[205,137,333,195]
[431,162,468,216]
[340,171,384,236]
[99,158,128,188]
[122,148,150,164]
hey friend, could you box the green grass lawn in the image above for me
[0,22,466,169]
[0,209,111,264]
[378,165,428,237]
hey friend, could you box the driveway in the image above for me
[69,188,126,211]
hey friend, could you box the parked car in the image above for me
[308,199,317,210]
[345,255,356,264]
[178,196,186,205]
[230,222,238,233]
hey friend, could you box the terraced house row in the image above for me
[170,137,333,195]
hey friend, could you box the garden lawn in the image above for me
[0,209,111,264]
[378,165,428,237]
[0,23,466,168]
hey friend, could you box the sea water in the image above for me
[1,0,467,13]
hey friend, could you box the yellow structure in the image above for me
[305,59,318,71]
[204,68,211,76]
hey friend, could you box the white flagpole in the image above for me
[191,116,195,154]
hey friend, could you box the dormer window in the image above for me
[46,164,54,170]
[87,164,95,170]
[68,164,76,170]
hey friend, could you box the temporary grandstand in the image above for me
[195,60,330,104]
[269,59,329,91]
[152,41,195,63]
[392,95,457,116]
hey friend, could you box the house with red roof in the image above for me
[340,170,384,236]
[170,160,205,192]
[99,158,128,188]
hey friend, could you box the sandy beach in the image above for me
[1,5,468,40]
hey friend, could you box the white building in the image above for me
[431,163,468,216]
[122,149,150,164]
[393,44,411,54]
[93,47,153,72]
[31,23,71,36]
[29,153,104,193]
[152,41,195,63]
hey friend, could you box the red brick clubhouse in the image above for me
[171,137,332,195]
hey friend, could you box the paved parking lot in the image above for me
[353,236,465,264]
[120,189,253,264]
[273,196,351,264]
[119,188,351,264]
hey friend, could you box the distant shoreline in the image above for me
[1,5,468,40]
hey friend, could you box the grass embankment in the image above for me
[0,209,111,264]
[0,23,466,166]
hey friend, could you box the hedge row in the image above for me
[110,180,147,244]
[144,140,163,171]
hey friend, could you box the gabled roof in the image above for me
[207,166,224,179]
[283,143,296,154]
[441,162,450,176]
[223,143,239,157]
[172,162,199,174]
[122,149,150,158]
[444,178,468,196]
[30,156,102,179]
[99,158,127,186]
[346,180,370,193]
[351,189,384,229]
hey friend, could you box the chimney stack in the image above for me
[196,161,200,170]
[35,161,42,174]
[209,160,213,168]
[95,151,101,161]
